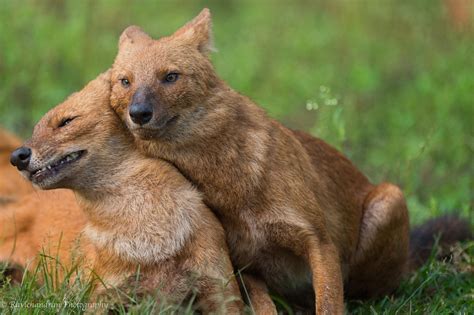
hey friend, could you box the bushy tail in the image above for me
[409,215,472,270]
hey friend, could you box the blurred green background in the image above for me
[0,0,472,224]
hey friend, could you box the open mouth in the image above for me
[30,150,86,183]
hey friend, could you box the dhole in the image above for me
[0,189,86,280]
[0,128,34,200]
[6,72,244,313]
[109,9,471,313]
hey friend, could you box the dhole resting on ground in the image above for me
[0,128,33,200]
[110,9,471,313]
[6,73,244,313]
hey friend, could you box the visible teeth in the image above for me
[33,152,81,176]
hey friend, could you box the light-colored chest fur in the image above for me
[80,183,198,265]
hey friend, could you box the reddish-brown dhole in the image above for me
[108,9,412,314]
[109,8,472,313]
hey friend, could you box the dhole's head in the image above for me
[110,8,219,142]
[10,72,132,190]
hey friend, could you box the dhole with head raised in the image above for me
[108,9,469,313]
[6,72,244,313]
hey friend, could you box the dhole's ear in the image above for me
[98,69,112,85]
[119,25,152,48]
[172,8,215,55]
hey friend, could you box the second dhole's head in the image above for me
[110,8,219,143]
[10,72,132,191]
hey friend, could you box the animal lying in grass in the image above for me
[0,128,33,200]
[5,72,244,313]
[109,9,471,313]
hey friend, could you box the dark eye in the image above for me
[120,78,130,87]
[58,117,75,128]
[164,73,179,83]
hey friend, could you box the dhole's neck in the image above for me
[75,154,196,265]
[71,130,138,197]
[75,149,145,201]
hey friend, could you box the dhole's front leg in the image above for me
[305,237,344,315]
[195,273,244,314]
[190,246,244,313]
[268,223,344,314]
[240,274,277,315]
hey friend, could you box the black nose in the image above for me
[10,147,32,171]
[129,102,153,125]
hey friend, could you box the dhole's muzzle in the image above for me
[125,87,179,139]
[11,143,86,189]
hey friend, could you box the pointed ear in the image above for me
[172,8,215,54]
[119,25,152,48]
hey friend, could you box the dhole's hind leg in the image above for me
[347,183,410,298]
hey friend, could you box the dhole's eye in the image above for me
[164,73,179,83]
[58,117,76,128]
[120,78,130,87]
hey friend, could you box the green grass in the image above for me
[0,252,196,314]
[0,0,472,313]
[349,242,474,314]
[0,242,472,314]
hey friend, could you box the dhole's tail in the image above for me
[409,215,472,270]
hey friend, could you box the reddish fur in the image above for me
[109,9,410,313]
[1,73,243,313]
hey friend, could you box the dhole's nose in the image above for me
[129,102,153,125]
[10,147,32,171]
